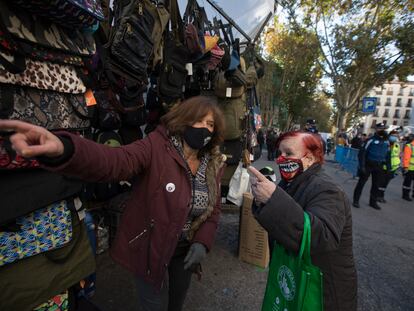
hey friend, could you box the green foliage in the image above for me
[299,93,334,132]
[277,0,414,130]
[263,18,323,129]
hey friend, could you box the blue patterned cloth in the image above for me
[0,200,72,266]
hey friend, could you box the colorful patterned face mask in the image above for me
[276,155,304,182]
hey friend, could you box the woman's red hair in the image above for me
[276,131,325,164]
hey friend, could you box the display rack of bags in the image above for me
[0,0,100,309]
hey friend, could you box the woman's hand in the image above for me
[0,120,64,158]
[248,166,277,204]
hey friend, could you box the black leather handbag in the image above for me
[158,0,190,103]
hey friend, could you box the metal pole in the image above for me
[253,12,273,43]
[205,0,252,42]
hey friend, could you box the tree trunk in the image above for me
[337,109,349,132]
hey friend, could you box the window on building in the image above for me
[385,98,391,106]
[376,97,381,105]
[383,109,389,117]
[407,98,412,108]
[396,98,402,107]
[398,87,404,96]
[404,110,411,119]
[387,87,393,95]
[375,88,382,95]
[410,88,414,96]
[374,109,379,117]
[394,109,400,118]
[371,119,377,128]
[404,120,409,126]
[393,120,398,125]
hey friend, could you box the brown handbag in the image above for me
[0,51,86,94]
[0,85,90,131]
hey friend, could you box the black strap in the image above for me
[218,20,232,46]
[0,84,15,119]
[0,49,26,74]
[183,0,196,24]
[169,0,184,43]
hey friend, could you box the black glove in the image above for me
[184,243,206,270]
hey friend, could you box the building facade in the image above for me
[362,80,414,134]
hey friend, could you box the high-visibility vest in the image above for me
[410,145,414,171]
[403,143,414,171]
[390,143,401,171]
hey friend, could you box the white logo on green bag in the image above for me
[277,265,296,301]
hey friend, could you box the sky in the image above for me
[177,0,275,41]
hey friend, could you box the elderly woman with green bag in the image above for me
[249,131,357,311]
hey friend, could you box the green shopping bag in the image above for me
[261,212,323,311]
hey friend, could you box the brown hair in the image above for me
[160,96,225,152]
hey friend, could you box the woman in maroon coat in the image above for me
[0,96,226,311]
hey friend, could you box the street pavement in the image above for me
[91,151,414,311]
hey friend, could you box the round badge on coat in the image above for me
[374,140,379,144]
[166,183,176,193]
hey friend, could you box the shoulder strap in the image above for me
[299,212,312,264]
[169,0,184,43]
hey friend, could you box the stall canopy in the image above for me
[178,0,275,42]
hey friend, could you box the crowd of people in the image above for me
[1,103,358,311]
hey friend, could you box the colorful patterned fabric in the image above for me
[13,0,105,29]
[0,51,86,94]
[33,290,69,311]
[170,136,210,240]
[0,137,41,170]
[0,201,72,267]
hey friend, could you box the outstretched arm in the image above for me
[0,120,152,182]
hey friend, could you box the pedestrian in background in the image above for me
[351,134,363,149]
[249,131,357,311]
[0,96,226,311]
[353,123,389,209]
[257,128,265,157]
[378,130,401,203]
[266,128,277,161]
[402,134,414,201]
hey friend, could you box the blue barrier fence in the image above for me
[335,146,359,177]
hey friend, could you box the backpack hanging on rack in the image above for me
[105,0,169,83]
[158,0,191,104]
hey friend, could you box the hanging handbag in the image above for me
[220,139,243,166]
[0,136,40,170]
[217,96,246,140]
[0,169,83,225]
[0,29,86,67]
[0,2,96,57]
[12,0,105,29]
[158,0,190,102]
[0,85,90,131]
[214,71,246,99]
[106,0,169,83]
[261,213,324,311]
[0,200,73,267]
[183,0,207,57]
[0,51,86,94]
[0,212,95,311]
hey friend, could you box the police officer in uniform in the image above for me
[378,130,401,203]
[402,133,414,201]
[353,123,389,209]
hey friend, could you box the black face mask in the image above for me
[183,126,212,150]
[377,130,386,137]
